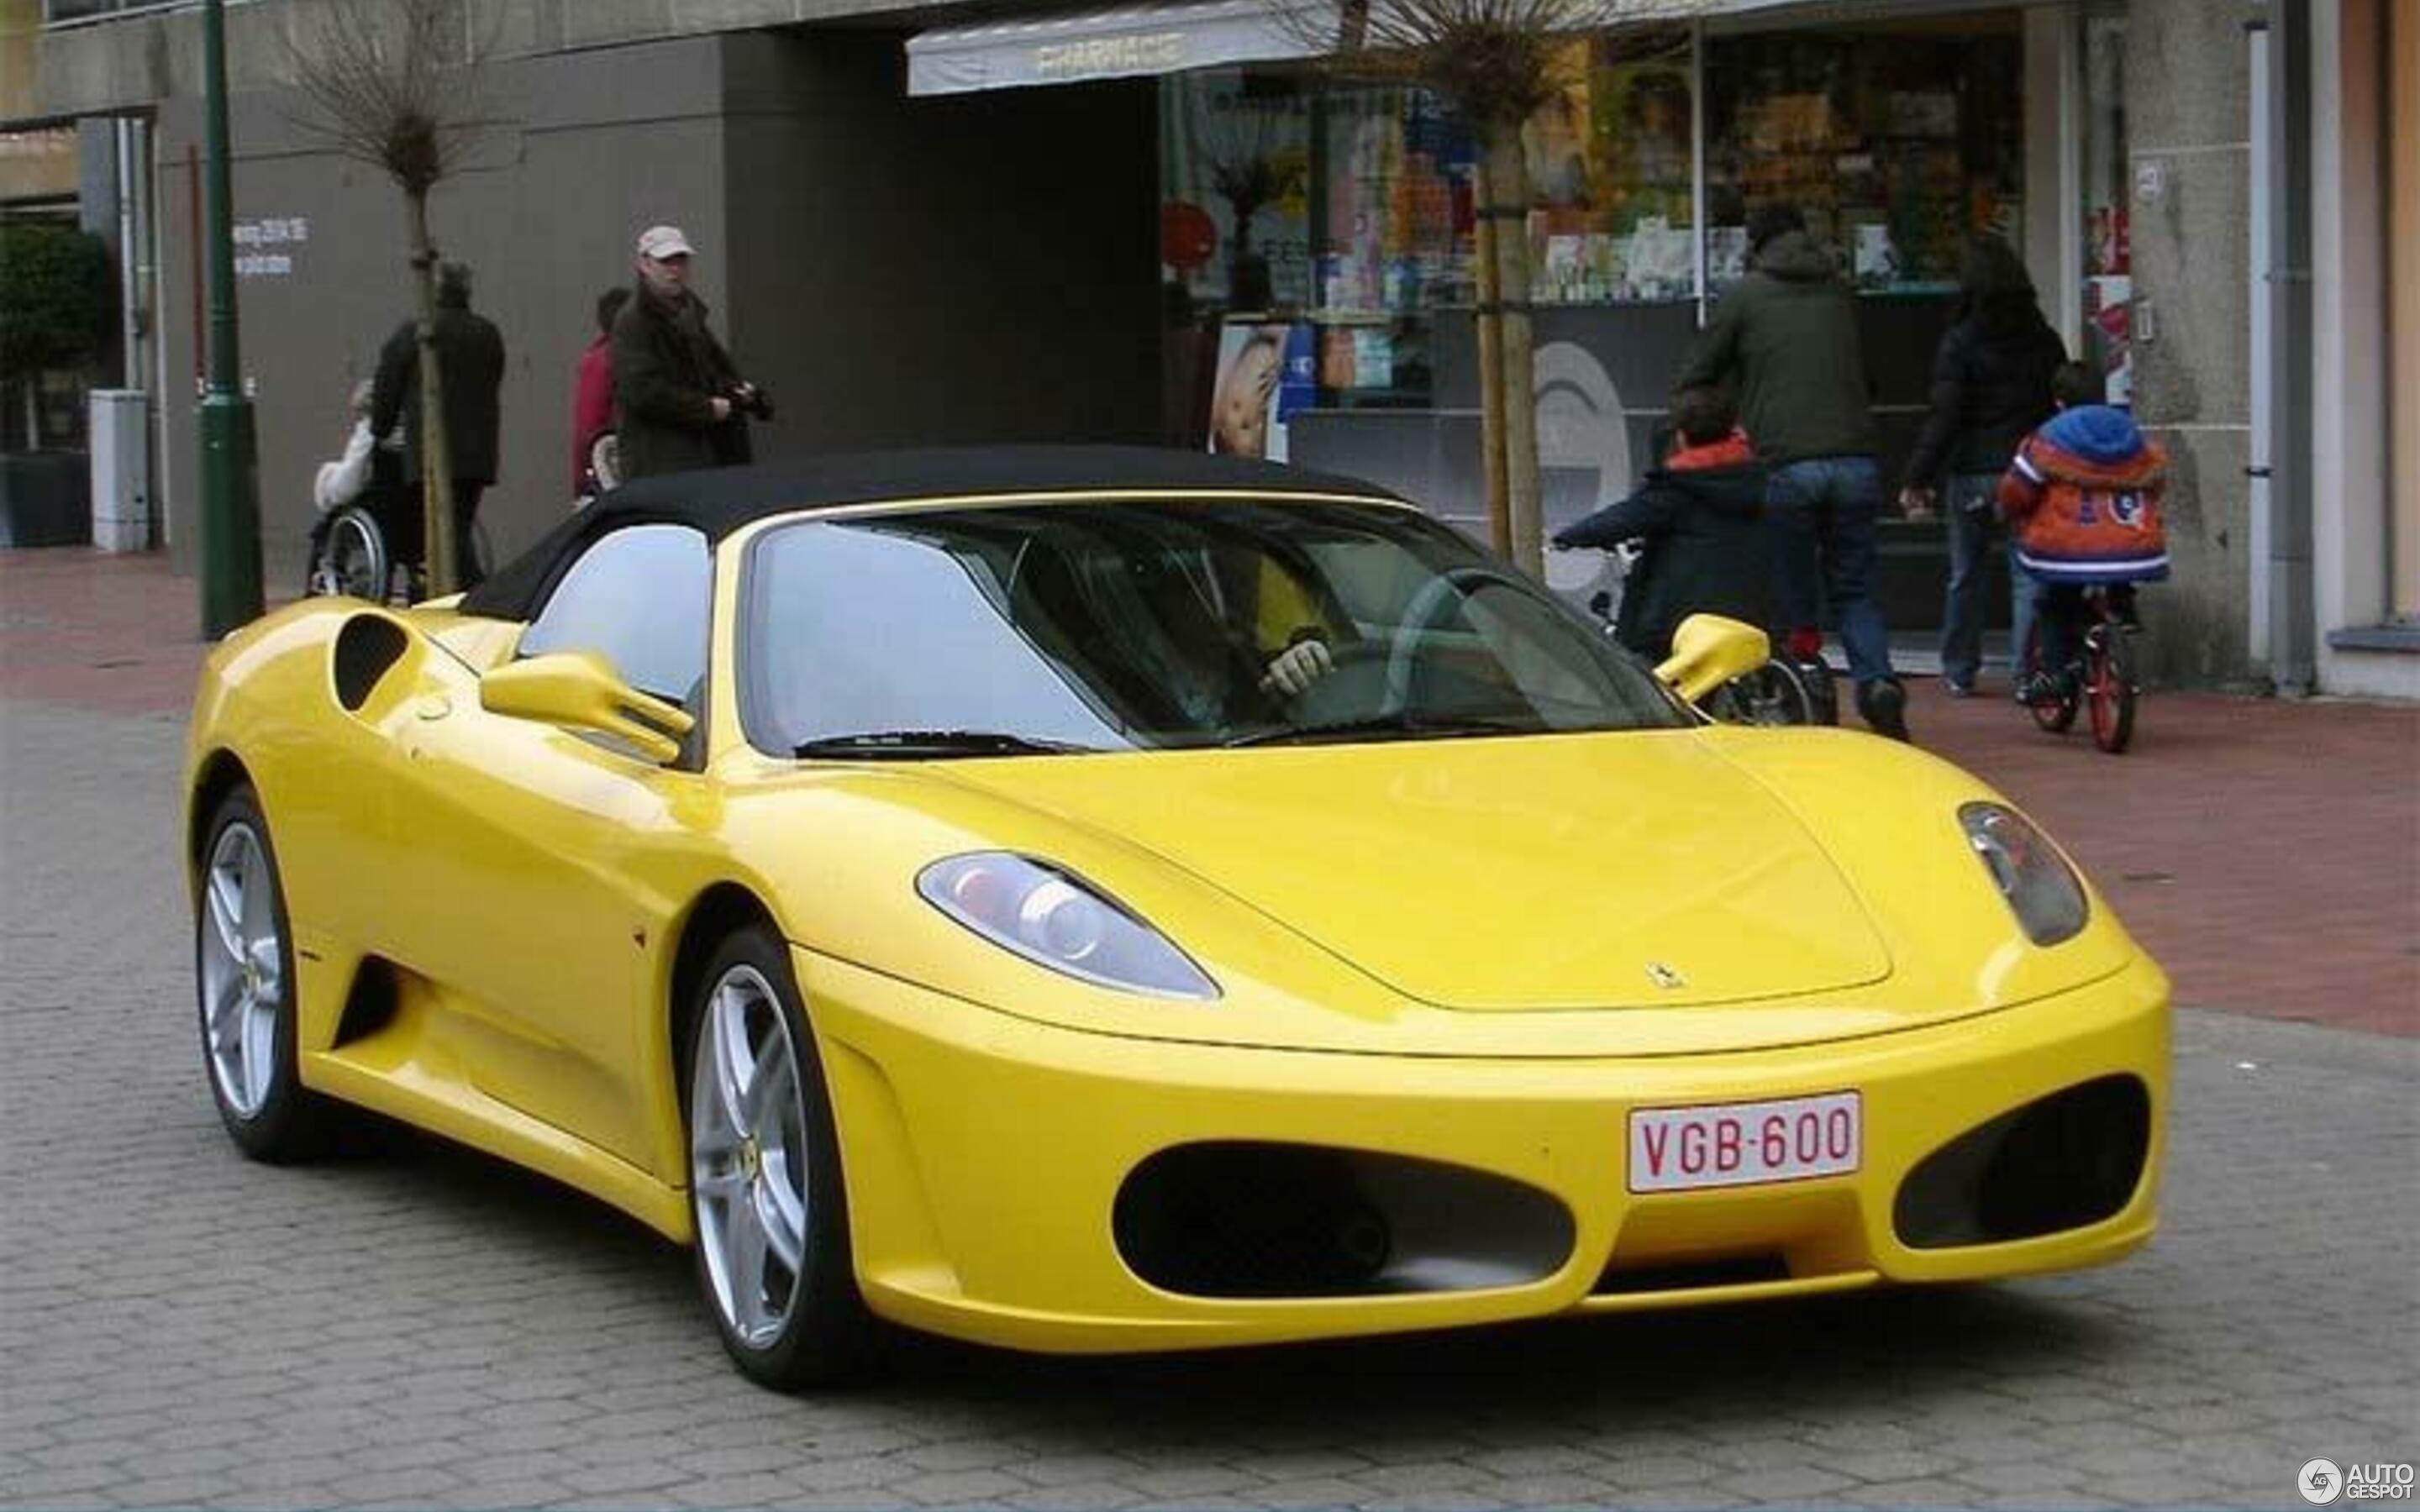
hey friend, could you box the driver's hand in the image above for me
[1258,638,1334,697]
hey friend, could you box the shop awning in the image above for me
[907,0,1328,96]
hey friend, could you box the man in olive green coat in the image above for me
[1677,203,1909,741]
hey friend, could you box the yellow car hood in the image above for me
[944,730,1891,1011]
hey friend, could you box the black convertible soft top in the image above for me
[458,444,1404,622]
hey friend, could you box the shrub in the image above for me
[0,223,115,381]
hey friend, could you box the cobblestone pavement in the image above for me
[3,695,2413,1511]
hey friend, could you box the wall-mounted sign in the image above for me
[233,216,310,278]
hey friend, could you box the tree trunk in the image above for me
[1486,129,1543,580]
[1472,150,1510,558]
[405,187,458,596]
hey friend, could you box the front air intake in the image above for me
[1113,1142,1574,1299]
[1894,1075,2152,1249]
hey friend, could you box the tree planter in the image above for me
[0,451,92,548]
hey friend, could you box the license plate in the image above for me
[1627,1091,1862,1193]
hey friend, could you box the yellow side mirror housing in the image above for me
[479,651,695,764]
[1655,614,1772,705]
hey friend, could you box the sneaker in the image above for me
[1943,677,1975,699]
[1856,677,1911,742]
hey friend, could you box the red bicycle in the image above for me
[2020,585,2140,754]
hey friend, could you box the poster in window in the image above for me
[1597,63,1692,216]
[1208,321,1315,460]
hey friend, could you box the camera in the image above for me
[728,383,774,422]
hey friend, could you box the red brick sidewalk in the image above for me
[5,546,2415,1033]
[1907,675,2418,1037]
[0,548,219,717]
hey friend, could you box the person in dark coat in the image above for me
[1897,236,2067,696]
[1676,202,1908,741]
[1551,386,1771,660]
[611,224,759,481]
[369,260,506,587]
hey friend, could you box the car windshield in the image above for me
[739,499,1688,757]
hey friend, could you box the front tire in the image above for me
[195,786,328,1162]
[685,927,872,1389]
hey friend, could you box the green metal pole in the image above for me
[197,0,262,638]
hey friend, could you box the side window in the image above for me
[519,523,710,701]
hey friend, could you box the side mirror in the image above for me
[1655,614,1771,705]
[479,651,695,764]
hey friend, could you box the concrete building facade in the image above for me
[14,0,2415,699]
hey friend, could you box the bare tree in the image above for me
[285,0,497,596]
[1271,0,1700,578]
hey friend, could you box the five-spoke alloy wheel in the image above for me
[685,926,871,1389]
[196,785,326,1161]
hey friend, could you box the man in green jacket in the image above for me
[1677,203,1909,741]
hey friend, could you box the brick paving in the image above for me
[1900,675,2419,1038]
[2,545,2416,1509]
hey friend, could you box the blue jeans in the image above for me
[1766,456,1894,687]
[1939,472,2031,689]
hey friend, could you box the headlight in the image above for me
[1960,802,2089,947]
[918,853,1218,1000]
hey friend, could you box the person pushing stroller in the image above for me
[306,379,413,593]
[1550,386,1772,661]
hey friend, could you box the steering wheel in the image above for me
[1381,564,1535,714]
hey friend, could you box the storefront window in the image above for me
[1161,35,1703,421]
[1528,31,1697,305]
[1702,21,2023,297]
[1159,71,1315,315]
[1160,12,2025,449]
[1314,86,1476,402]
[2080,3,2132,405]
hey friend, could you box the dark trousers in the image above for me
[1766,455,1895,686]
[385,480,487,588]
[451,480,486,589]
[1940,472,2033,690]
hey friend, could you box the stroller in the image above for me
[1570,541,1834,727]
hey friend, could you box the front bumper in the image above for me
[805,948,2169,1354]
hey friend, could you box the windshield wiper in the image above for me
[792,729,1102,759]
[1222,712,1528,748]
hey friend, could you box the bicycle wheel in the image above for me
[316,507,390,602]
[1714,659,1818,726]
[2022,620,2079,733]
[2086,620,2138,753]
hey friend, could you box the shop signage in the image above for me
[908,0,1314,97]
[1034,31,1186,80]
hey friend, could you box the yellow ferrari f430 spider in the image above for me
[186,448,2166,1389]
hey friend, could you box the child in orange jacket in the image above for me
[1996,364,2169,701]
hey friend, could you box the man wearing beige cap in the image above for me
[609,223,763,480]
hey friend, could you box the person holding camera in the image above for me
[610,223,765,481]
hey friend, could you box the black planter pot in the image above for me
[0,451,92,548]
